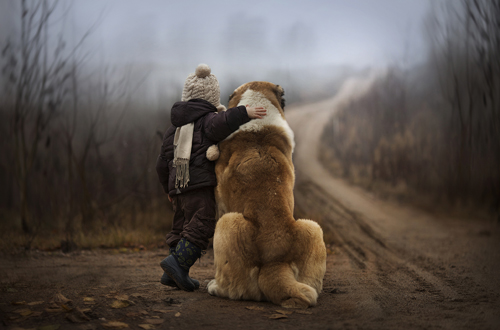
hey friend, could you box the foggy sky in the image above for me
[0,0,432,102]
[64,0,430,69]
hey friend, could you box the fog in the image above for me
[1,0,431,103]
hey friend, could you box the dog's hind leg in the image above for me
[209,212,264,301]
[293,219,327,294]
[258,262,318,309]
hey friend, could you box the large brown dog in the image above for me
[207,82,326,308]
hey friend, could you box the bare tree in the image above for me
[1,0,73,236]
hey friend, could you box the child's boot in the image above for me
[160,238,202,292]
[161,246,200,289]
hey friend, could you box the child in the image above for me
[156,64,266,291]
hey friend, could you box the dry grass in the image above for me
[0,199,173,252]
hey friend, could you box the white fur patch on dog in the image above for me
[226,89,295,152]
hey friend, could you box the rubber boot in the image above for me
[160,238,202,292]
[161,246,200,289]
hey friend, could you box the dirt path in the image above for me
[287,75,500,329]
[1,76,499,330]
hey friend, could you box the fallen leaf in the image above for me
[294,310,313,315]
[246,306,264,311]
[48,302,60,309]
[130,293,143,298]
[269,314,288,319]
[65,308,91,323]
[152,309,171,314]
[83,297,96,305]
[54,293,71,304]
[102,321,129,329]
[275,310,293,315]
[148,315,160,319]
[145,319,164,325]
[126,311,140,318]
[61,304,73,311]
[28,301,44,306]
[110,300,130,309]
[14,308,31,314]
[139,310,149,315]
[66,314,85,323]
[28,311,43,318]
[12,301,26,305]
[79,308,91,313]
[45,308,64,313]
[115,294,129,300]
[20,310,33,317]
[175,312,181,317]
[38,325,61,330]
[138,325,156,330]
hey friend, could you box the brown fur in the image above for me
[207,82,326,308]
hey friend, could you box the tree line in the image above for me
[0,0,171,250]
[322,0,500,216]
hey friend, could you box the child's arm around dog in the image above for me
[202,105,266,142]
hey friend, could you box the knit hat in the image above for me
[182,64,227,112]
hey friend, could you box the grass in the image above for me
[0,199,173,253]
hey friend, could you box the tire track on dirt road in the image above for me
[286,74,500,329]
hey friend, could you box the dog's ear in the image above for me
[275,85,285,110]
[228,91,236,103]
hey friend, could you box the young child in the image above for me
[156,64,266,291]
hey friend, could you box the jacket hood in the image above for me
[171,99,217,127]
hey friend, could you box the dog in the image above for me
[206,81,326,308]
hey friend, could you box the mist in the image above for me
[1,0,431,104]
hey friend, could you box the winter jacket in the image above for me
[156,98,250,196]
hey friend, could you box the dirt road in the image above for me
[1,76,499,330]
[288,75,500,329]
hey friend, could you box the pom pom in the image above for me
[216,104,227,112]
[195,64,211,78]
[206,144,220,161]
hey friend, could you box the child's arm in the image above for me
[203,105,267,142]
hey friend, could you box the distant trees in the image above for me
[1,0,75,235]
[0,0,173,249]
[427,0,500,204]
[322,0,500,214]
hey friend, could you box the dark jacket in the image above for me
[156,98,249,196]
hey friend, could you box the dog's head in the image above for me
[228,82,285,116]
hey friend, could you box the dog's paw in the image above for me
[281,297,309,309]
[207,279,217,296]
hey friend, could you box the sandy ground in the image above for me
[1,75,500,329]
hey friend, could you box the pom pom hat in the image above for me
[182,64,226,112]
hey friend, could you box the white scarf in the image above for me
[173,122,194,188]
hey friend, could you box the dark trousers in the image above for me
[165,187,216,250]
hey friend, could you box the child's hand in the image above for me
[246,105,267,119]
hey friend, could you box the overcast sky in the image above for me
[0,0,432,101]
[60,0,431,69]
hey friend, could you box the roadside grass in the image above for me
[0,200,173,253]
[318,140,497,222]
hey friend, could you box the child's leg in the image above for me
[161,195,200,290]
[165,196,184,249]
[160,188,215,292]
[180,187,216,250]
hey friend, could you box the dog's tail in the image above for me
[258,262,318,308]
